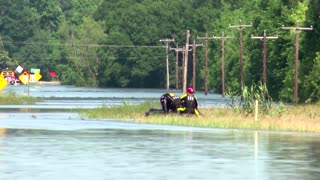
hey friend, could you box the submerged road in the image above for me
[2,85,230,109]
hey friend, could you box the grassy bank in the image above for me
[0,92,39,104]
[83,101,320,133]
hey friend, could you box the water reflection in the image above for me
[0,128,5,136]
[0,86,319,179]
[263,132,320,180]
[0,121,319,179]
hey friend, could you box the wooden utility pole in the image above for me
[181,47,192,91]
[251,30,278,98]
[160,38,175,89]
[212,32,232,97]
[281,22,312,104]
[170,45,186,89]
[197,33,214,95]
[182,30,190,93]
[229,21,252,95]
[181,47,189,91]
[188,40,203,92]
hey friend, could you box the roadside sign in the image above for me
[49,71,57,77]
[16,65,24,73]
[34,71,42,81]
[0,76,8,91]
[30,68,40,73]
[19,71,30,85]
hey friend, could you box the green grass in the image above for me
[0,92,39,104]
[82,101,157,120]
[83,101,320,133]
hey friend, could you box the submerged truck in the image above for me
[0,69,19,85]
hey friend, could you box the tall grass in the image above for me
[0,91,39,104]
[83,101,320,133]
[226,82,274,115]
[83,101,158,120]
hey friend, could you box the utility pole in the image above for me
[281,22,312,104]
[189,40,203,92]
[212,32,232,97]
[160,38,175,89]
[181,46,192,91]
[229,21,252,95]
[251,30,278,99]
[197,33,215,95]
[170,45,186,89]
[182,30,190,93]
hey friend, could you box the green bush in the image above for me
[226,82,274,115]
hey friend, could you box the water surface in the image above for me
[0,86,319,179]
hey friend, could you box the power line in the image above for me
[1,41,164,48]
[197,33,215,95]
[281,22,312,104]
[16,55,167,61]
[229,21,252,96]
[170,45,187,90]
[212,32,232,97]
[182,30,190,93]
[251,30,278,99]
[160,38,175,90]
[189,40,203,92]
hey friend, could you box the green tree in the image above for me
[303,52,320,102]
[14,29,62,81]
[278,0,311,102]
[0,0,37,54]
[0,39,15,69]
[58,17,105,86]
[30,0,64,32]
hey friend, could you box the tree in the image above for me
[0,38,15,69]
[0,0,37,54]
[58,17,106,86]
[14,30,61,81]
[303,52,320,102]
[30,0,64,32]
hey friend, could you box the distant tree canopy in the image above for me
[0,0,319,103]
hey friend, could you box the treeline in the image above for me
[0,0,319,103]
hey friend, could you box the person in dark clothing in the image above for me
[160,93,181,113]
[178,87,201,117]
[145,93,181,116]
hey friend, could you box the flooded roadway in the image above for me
[1,85,229,109]
[0,85,319,180]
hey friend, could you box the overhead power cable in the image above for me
[1,41,164,48]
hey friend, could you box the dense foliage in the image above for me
[0,0,319,103]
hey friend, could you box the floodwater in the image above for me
[0,85,319,180]
[1,85,228,109]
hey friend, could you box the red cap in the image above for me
[187,87,194,93]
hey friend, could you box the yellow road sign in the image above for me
[35,71,42,81]
[19,71,30,85]
[0,76,8,91]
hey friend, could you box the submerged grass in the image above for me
[83,101,320,133]
[0,92,39,104]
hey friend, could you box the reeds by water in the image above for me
[84,101,320,133]
[0,92,38,104]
